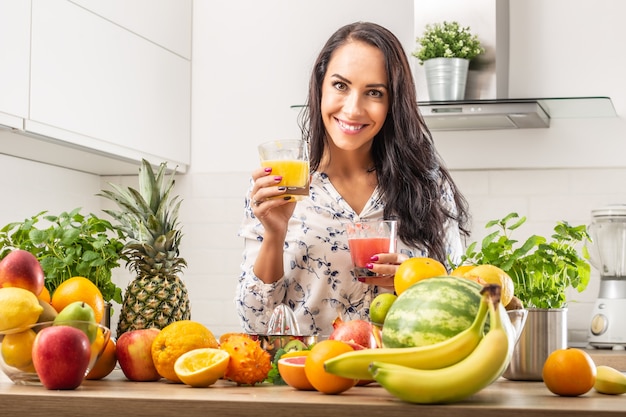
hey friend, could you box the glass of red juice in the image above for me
[346,220,398,279]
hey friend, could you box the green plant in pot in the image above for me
[0,208,126,310]
[413,21,485,101]
[457,212,591,381]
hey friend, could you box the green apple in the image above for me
[53,301,97,342]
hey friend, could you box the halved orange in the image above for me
[174,348,230,387]
[278,355,315,390]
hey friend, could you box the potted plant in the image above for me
[458,212,591,381]
[413,21,485,101]
[0,208,126,325]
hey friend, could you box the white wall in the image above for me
[1,0,625,345]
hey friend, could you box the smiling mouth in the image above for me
[336,118,366,132]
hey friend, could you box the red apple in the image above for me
[116,328,161,381]
[32,325,91,390]
[0,249,45,296]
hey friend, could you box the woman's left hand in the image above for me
[358,252,409,290]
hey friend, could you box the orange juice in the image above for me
[261,159,310,199]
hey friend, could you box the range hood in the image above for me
[418,96,616,131]
[412,1,616,131]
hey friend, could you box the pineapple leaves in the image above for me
[98,159,186,279]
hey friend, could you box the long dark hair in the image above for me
[299,21,470,264]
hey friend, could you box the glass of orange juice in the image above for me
[258,140,310,200]
[346,220,398,279]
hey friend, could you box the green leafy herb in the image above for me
[0,208,126,304]
[458,213,591,309]
[265,347,287,385]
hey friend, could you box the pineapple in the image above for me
[99,159,190,336]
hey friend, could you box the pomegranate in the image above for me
[328,317,378,349]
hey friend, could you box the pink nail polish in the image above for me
[357,277,365,282]
[274,176,282,182]
[366,263,374,269]
[264,167,272,173]
[370,255,379,261]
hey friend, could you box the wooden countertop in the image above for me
[1,369,625,417]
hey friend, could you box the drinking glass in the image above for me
[346,220,398,279]
[258,140,310,200]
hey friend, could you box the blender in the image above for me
[587,204,626,350]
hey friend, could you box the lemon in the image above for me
[463,264,515,307]
[0,287,44,332]
[174,348,230,387]
[369,293,397,325]
[1,328,37,372]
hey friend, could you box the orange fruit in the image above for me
[450,264,475,277]
[304,340,356,394]
[542,348,597,396]
[174,348,230,387]
[151,320,219,383]
[86,336,117,380]
[463,265,514,307]
[50,277,105,324]
[37,287,51,304]
[281,350,311,359]
[393,257,447,295]
[278,355,315,390]
[1,328,37,372]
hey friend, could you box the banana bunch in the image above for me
[326,284,515,404]
[370,284,514,403]
[594,365,626,395]
[324,290,490,380]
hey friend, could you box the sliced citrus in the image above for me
[280,350,311,359]
[278,355,315,390]
[151,320,219,383]
[174,348,230,387]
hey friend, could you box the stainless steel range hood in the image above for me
[413,1,617,131]
[418,96,616,131]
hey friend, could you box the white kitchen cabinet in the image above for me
[0,0,191,175]
[0,0,30,128]
[69,0,192,59]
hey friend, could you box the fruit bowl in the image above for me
[0,320,111,386]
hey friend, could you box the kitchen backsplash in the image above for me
[101,167,626,345]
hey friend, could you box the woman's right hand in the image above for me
[250,167,297,236]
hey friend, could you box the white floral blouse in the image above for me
[235,171,464,337]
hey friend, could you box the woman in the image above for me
[236,22,470,337]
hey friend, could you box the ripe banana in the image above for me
[594,365,626,395]
[323,289,490,380]
[370,284,511,404]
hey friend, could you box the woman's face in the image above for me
[321,40,390,152]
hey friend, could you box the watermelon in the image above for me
[382,276,482,348]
